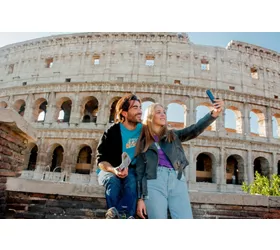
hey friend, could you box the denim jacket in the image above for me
[135,112,217,199]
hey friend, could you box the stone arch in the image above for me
[196,102,216,131]
[225,106,242,134]
[141,98,155,121]
[250,109,266,137]
[253,156,269,177]
[81,96,99,123]
[226,154,245,185]
[109,96,121,123]
[56,97,72,123]
[13,99,26,117]
[272,113,280,138]
[196,152,216,183]
[76,145,92,174]
[166,101,187,129]
[27,144,38,171]
[0,101,8,108]
[33,98,48,122]
[48,144,64,172]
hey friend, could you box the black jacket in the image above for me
[135,112,217,199]
[96,123,123,168]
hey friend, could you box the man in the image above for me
[96,94,142,219]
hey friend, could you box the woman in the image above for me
[135,99,224,219]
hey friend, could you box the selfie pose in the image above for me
[135,97,224,219]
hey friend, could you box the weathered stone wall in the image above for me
[5,189,280,219]
[0,108,36,218]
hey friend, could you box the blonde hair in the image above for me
[135,103,175,155]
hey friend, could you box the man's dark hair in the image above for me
[115,94,141,123]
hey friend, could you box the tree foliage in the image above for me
[242,172,280,196]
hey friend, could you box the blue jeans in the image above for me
[144,166,193,219]
[98,168,137,217]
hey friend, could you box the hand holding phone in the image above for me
[206,90,215,103]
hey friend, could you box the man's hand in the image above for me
[137,199,147,219]
[211,99,224,118]
[114,166,128,178]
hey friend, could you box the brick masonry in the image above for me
[4,189,280,219]
[0,108,37,218]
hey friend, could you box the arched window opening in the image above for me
[82,97,99,123]
[57,100,72,123]
[76,146,92,174]
[272,115,280,138]
[109,98,120,123]
[253,157,269,178]
[37,101,47,122]
[225,107,242,134]
[196,105,216,131]
[250,110,266,137]
[27,145,38,171]
[51,146,64,172]
[141,100,154,121]
[196,153,212,183]
[167,103,185,129]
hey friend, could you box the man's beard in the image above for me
[127,114,141,124]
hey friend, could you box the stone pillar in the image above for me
[243,103,250,139]
[272,152,277,175]
[187,97,196,126]
[188,142,196,184]
[216,110,226,136]
[97,92,110,125]
[22,93,34,123]
[266,106,273,142]
[44,92,56,125]
[69,92,81,126]
[247,149,253,183]
[219,147,226,185]
[0,108,37,218]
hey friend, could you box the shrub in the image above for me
[242,172,280,196]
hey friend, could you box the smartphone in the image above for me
[206,90,215,103]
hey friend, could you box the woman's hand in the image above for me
[137,199,147,219]
[211,99,224,118]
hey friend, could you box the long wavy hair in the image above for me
[135,103,175,155]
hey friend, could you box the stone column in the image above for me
[69,92,81,126]
[188,143,196,184]
[247,149,253,183]
[216,109,226,137]
[44,92,56,125]
[219,147,226,185]
[187,97,196,126]
[272,152,277,175]
[266,106,273,142]
[97,92,110,125]
[23,93,34,123]
[243,103,250,139]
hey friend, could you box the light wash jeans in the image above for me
[144,166,193,219]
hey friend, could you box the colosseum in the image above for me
[1,32,280,195]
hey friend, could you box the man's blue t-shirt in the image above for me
[120,123,142,165]
[96,123,142,174]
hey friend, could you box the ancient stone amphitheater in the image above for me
[1,32,280,194]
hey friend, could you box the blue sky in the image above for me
[1,32,279,136]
